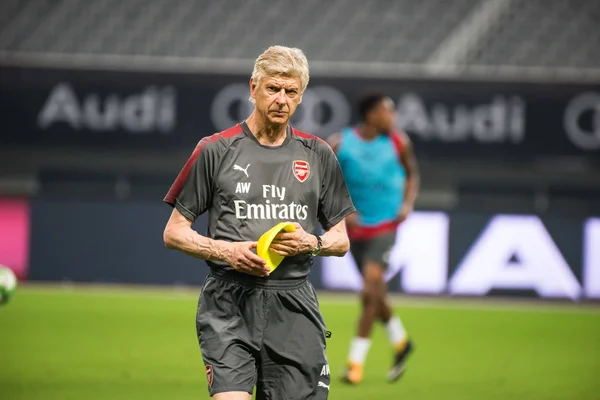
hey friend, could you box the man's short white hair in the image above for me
[249,45,310,104]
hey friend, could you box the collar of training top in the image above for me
[241,121,293,149]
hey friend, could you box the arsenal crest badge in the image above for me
[206,365,213,388]
[293,160,310,182]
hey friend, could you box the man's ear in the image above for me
[249,78,257,101]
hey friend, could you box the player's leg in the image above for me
[378,294,413,382]
[379,292,410,351]
[373,233,414,382]
[378,286,408,352]
[380,297,414,383]
[359,261,386,337]
[379,296,393,323]
[257,281,330,400]
[342,256,385,384]
[196,275,260,399]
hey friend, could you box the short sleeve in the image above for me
[317,143,356,230]
[163,138,217,221]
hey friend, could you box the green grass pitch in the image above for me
[1,285,599,400]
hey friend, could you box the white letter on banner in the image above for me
[38,83,82,129]
[449,215,581,300]
[583,218,600,299]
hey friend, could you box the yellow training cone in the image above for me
[257,222,296,272]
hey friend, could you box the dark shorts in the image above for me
[196,269,331,399]
[350,231,397,272]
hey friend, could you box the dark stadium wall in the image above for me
[26,198,325,288]
[2,66,600,162]
[28,198,212,286]
[25,198,600,300]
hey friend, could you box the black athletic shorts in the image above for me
[196,268,331,399]
[350,231,397,271]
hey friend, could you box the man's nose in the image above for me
[275,89,287,104]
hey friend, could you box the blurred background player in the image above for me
[327,93,420,384]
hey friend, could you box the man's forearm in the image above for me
[318,228,350,257]
[404,175,420,207]
[164,227,230,263]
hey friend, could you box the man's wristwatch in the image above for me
[308,234,323,256]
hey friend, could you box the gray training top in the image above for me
[164,121,356,280]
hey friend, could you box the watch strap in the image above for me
[309,234,323,256]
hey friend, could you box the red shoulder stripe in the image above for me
[163,143,203,206]
[163,124,243,206]
[218,124,245,139]
[292,128,327,145]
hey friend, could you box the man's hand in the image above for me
[269,222,317,257]
[223,241,270,277]
[395,203,414,224]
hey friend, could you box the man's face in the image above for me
[250,74,303,126]
[370,97,397,132]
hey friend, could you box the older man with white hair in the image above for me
[163,45,355,400]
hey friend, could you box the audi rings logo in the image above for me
[210,83,351,137]
[564,92,600,150]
